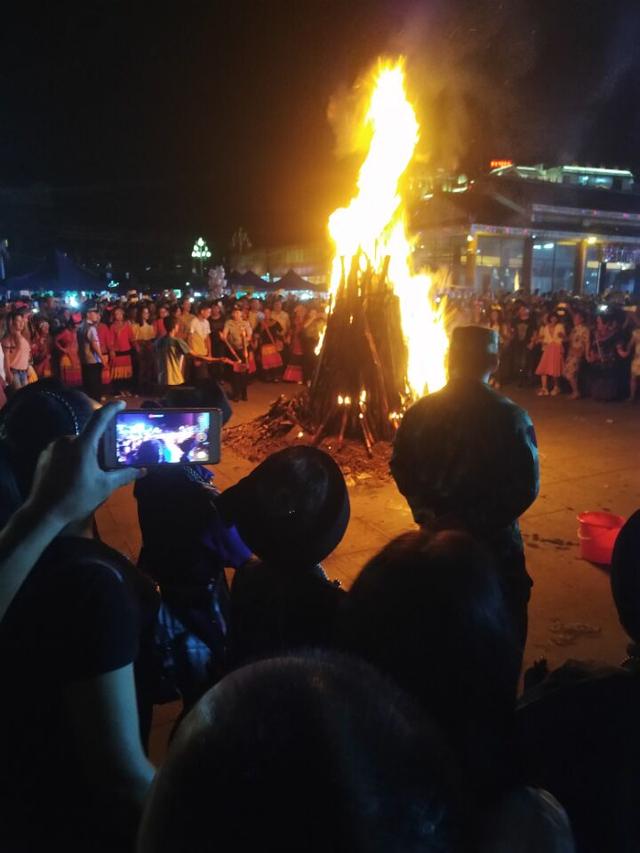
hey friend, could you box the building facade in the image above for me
[412,166,640,296]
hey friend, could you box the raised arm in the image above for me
[0,402,142,623]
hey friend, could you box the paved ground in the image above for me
[96,381,640,756]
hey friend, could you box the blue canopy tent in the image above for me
[273,268,324,292]
[3,250,103,294]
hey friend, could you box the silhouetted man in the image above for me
[391,325,539,645]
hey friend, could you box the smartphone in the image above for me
[103,407,222,468]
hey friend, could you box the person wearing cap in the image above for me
[219,446,350,670]
[76,302,104,402]
[391,325,539,646]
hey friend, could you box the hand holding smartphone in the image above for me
[103,408,222,468]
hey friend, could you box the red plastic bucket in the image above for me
[577,511,625,565]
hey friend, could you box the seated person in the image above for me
[138,652,464,853]
[218,446,349,670]
[0,381,155,851]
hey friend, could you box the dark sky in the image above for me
[2,0,640,253]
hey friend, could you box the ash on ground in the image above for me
[223,393,393,485]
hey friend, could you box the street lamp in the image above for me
[191,237,212,276]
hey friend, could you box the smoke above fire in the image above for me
[327,0,640,173]
[327,1,537,173]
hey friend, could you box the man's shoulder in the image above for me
[401,382,531,426]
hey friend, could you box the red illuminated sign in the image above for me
[490,159,513,169]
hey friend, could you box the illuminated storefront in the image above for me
[413,166,640,295]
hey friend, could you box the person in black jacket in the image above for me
[0,381,155,851]
[391,326,539,646]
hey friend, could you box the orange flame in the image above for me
[322,58,448,397]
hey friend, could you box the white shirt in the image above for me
[189,316,211,357]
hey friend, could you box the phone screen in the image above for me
[112,409,220,466]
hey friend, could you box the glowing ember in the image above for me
[321,57,448,396]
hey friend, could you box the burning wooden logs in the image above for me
[309,254,411,446]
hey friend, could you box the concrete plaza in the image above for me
[98,382,640,677]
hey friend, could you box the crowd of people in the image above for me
[447,291,640,402]
[0,288,638,411]
[0,292,327,407]
[0,321,638,852]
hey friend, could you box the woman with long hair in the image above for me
[2,311,32,391]
[535,311,565,396]
[132,303,157,393]
[107,305,136,396]
[55,316,83,388]
[30,317,53,380]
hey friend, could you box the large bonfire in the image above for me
[224,57,449,470]
[308,57,448,449]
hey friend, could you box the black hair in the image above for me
[0,380,95,525]
[135,439,167,466]
[219,446,350,567]
[611,510,640,643]
[163,315,177,335]
[137,303,152,325]
[138,652,465,853]
[164,383,232,425]
[338,530,522,802]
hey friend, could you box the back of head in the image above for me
[163,315,177,336]
[448,325,499,381]
[164,384,232,425]
[138,653,464,853]
[217,446,350,567]
[611,509,640,643]
[339,530,522,797]
[0,380,95,524]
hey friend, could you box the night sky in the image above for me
[2,0,640,253]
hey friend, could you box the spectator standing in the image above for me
[2,311,31,391]
[617,317,640,402]
[247,297,264,332]
[77,302,104,402]
[97,310,112,390]
[188,301,213,387]
[153,304,169,339]
[283,303,306,383]
[271,297,291,339]
[154,316,191,390]
[107,306,136,395]
[0,335,8,408]
[509,304,537,386]
[301,302,324,384]
[55,316,83,388]
[178,297,193,340]
[221,306,252,401]
[535,311,566,396]
[254,308,283,382]
[563,309,590,400]
[391,326,539,646]
[132,304,157,393]
[30,317,52,379]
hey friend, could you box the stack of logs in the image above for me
[308,254,410,454]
